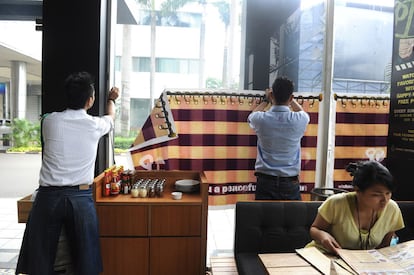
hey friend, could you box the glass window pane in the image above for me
[132,57,139,72]
[130,98,151,130]
[140,57,151,72]
[189,59,199,74]
[333,1,394,94]
[115,56,121,72]
[0,20,42,123]
[270,1,326,93]
[157,58,179,73]
[112,1,242,136]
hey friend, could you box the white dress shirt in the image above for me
[248,105,310,177]
[39,109,113,187]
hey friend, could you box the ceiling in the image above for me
[0,44,41,85]
[0,0,134,86]
[0,0,42,85]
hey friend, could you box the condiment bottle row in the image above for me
[130,179,166,198]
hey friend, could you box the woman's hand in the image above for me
[310,214,342,255]
[316,230,342,255]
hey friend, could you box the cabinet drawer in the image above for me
[100,237,149,275]
[150,205,201,236]
[97,205,148,236]
[150,237,201,275]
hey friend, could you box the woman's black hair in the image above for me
[345,160,394,191]
[64,72,95,110]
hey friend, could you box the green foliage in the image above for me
[160,0,198,15]
[114,136,136,150]
[7,146,41,153]
[206,77,222,88]
[206,77,239,89]
[6,119,135,153]
[213,1,230,26]
[11,118,40,148]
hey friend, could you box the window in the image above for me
[156,58,199,73]
[111,0,395,191]
[333,1,393,94]
[132,57,150,72]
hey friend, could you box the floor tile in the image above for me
[0,268,16,274]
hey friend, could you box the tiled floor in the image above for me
[0,198,25,274]
[0,197,235,274]
[207,204,236,260]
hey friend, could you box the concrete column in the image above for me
[315,0,335,188]
[10,61,27,119]
[5,82,10,118]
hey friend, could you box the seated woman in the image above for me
[306,160,404,255]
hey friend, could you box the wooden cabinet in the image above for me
[94,170,208,275]
[150,237,201,275]
[100,237,149,275]
[97,205,148,236]
[151,205,201,236]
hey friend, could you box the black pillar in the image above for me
[41,0,112,175]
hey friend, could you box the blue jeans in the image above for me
[16,186,102,275]
[255,172,301,200]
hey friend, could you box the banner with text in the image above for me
[333,95,390,190]
[389,0,414,155]
[129,89,320,205]
[388,0,414,200]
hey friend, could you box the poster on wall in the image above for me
[388,0,414,200]
[388,0,414,157]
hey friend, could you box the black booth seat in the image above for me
[234,200,414,275]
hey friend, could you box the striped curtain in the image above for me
[333,95,390,190]
[130,90,320,205]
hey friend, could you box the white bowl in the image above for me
[171,191,182,200]
[175,179,200,193]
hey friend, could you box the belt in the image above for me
[78,184,92,190]
[254,172,298,180]
[39,184,92,190]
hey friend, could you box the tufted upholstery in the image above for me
[234,200,414,275]
[395,201,414,243]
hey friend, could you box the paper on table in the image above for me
[333,258,358,275]
[259,253,321,275]
[266,265,321,275]
[296,247,332,274]
[318,240,414,274]
[296,247,356,275]
[376,239,414,273]
[337,249,408,274]
[259,253,310,268]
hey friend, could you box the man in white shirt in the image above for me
[16,72,119,275]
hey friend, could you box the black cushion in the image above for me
[235,253,266,275]
[234,201,321,254]
[396,201,414,243]
[234,201,321,275]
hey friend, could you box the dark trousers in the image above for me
[16,186,102,275]
[255,172,301,200]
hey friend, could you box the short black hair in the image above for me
[271,76,294,104]
[64,72,95,110]
[346,160,394,191]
